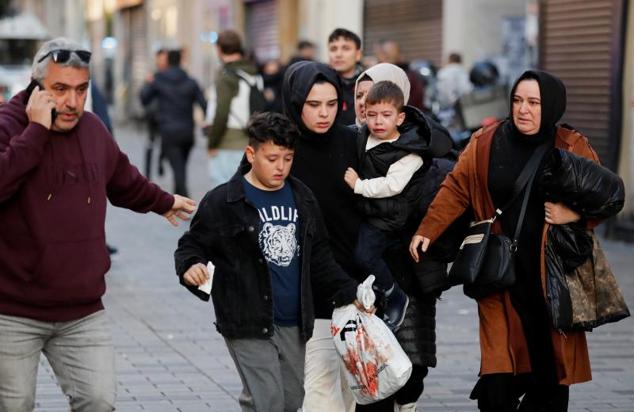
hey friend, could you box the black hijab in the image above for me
[507,70,567,145]
[281,61,344,141]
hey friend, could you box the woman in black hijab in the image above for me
[283,61,364,411]
[411,70,601,411]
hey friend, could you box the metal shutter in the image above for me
[121,5,147,119]
[539,0,626,169]
[363,0,443,66]
[245,0,279,63]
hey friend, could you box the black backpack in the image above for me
[226,68,268,115]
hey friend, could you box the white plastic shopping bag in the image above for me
[331,275,412,404]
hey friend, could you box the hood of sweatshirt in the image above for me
[156,66,190,83]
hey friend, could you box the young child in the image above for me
[176,112,364,411]
[344,80,427,330]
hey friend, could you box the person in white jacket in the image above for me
[436,52,472,110]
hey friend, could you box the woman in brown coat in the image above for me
[409,70,598,411]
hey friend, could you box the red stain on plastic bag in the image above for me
[342,319,387,397]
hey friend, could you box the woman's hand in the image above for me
[409,235,430,263]
[353,299,376,314]
[544,201,580,225]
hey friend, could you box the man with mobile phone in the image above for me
[0,37,196,412]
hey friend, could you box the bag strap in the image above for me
[495,142,550,216]
[226,67,257,88]
[496,142,550,248]
[223,67,252,128]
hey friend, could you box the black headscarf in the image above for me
[282,61,344,141]
[507,70,567,145]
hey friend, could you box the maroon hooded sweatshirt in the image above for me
[0,91,174,322]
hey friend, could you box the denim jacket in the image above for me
[174,173,358,340]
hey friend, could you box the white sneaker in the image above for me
[395,402,417,412]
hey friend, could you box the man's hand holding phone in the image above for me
[26,84,56,129]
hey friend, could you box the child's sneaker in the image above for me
[381,282,409,332]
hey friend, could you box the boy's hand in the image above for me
[344,167,359,190]
[183,263,209,286]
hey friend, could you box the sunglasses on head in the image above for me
[37,49,92,64]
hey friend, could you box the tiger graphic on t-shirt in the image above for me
[259,222,300,267]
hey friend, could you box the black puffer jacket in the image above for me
[357,126,430,232]
[400,105,454,159]
[139,66,207,143]
[539,148,625,220]
[382,242,441,368]
[356,105,454,232]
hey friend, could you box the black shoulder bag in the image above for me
[447,143,550,300]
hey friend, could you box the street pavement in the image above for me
[34,125,634,411]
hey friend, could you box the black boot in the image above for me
[381,282,409,332]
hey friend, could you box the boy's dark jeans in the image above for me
[354,222,400,290]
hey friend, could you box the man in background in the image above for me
[140,48,206,196]
[288,40,317,66]
[436,52,472,110]
[141,47,168,179]
[327,28,363,125]
[205,30,260,188]
[376,39,426,111]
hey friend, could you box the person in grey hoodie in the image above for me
[140,49,206,196]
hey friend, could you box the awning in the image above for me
[0,13,49,40]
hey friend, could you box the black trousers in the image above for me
[144,119,163,179]
[471,373,569,412]
[162,141,193,197]
[354,222,400,291]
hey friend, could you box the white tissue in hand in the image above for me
[197,262,215,295]
[356,275,376,310]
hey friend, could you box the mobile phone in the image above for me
[25,79,57,123]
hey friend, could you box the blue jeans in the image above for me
[0,311,115,412]
[354,222,399,290]
[208,149,244,189]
